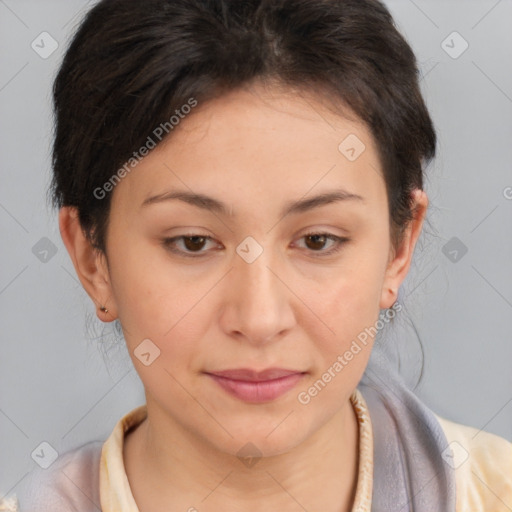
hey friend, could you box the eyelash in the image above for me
[161,232,349,258]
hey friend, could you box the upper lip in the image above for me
[206,368,304,382]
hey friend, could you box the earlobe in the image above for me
[58,206,117,321]
[379,189,428,309]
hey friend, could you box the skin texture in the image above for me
[59,82,428,512]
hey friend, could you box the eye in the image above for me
[294,232,349,256]
[162,234,217,257]
[162,231,349,258]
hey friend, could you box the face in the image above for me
[62,82,426,457]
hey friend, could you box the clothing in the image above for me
[100,389,373,511]
[436,415,512,511]
[8,392,512,511]
[7,359,512,511]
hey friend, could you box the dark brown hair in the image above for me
[50,0,436,253]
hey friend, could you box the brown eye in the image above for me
[182,236,207,252]
[296,232,349,256]
[162,232,349,259]
[304,234,329,251]
[162,234,216,257]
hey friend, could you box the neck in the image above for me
[124,397,360,512]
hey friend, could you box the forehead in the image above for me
[112,83,386,215]
[163,84,376,161]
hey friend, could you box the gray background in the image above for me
[1,0,511,503]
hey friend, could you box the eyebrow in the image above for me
[141,188,365,217]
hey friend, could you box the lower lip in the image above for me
[206,373,305,403]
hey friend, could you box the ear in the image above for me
[58,206,117,322]
[379,189,428,309]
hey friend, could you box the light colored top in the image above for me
[435,414,512,511]
[99,388,374,511]
[4,389,512,511]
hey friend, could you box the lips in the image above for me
[207,368,302,382]
[205,368,306,403]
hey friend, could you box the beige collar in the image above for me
[99,388,373,511]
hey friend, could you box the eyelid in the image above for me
[161,230,349,258]
[162,233,218,256]
[292,231,349,256]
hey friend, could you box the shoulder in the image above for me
[14,440,103,512]
[435,414,512,512]
[0,497,19,512]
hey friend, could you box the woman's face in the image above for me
[66,83,426,457]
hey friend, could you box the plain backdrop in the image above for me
[1,0,511,501]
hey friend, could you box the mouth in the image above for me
[204,368,307,403]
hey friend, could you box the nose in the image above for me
[219,248,296,346]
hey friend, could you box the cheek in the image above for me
[302,239,388,378]
[107,237,222,377]
[107,246,161,337]
[107,232,194,326]
[313,244,386,334]
[293,277,381,417]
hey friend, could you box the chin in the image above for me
[204,416,313,460]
